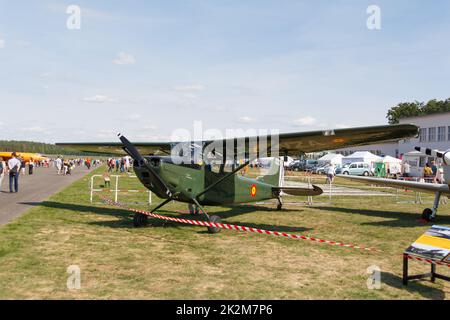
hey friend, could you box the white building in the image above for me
[332,111,450,160]
[397,112,450,155]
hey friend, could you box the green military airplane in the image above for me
[58,124,418,233]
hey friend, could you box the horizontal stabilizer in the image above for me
[273,185,323,196]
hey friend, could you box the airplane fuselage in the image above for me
[133,156,275,205]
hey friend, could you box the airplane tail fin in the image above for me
[257,157,284,187]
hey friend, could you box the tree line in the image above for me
[0,140,86,156]
[387,98,450,124]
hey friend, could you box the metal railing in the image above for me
[89,174,152,204]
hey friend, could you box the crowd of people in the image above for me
[0,153,103,193]
[106,156,133,173]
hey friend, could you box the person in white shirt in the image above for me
[8,152,21,193]
[326,164,336,184]
[55,157,62,175]
[0,157,5,191]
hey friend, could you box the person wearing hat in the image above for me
[8,152,21,193]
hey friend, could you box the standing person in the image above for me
[402,161,411,178]
[423,163,433,182]
[8,152,21,193]
[326,164,336,184]
[0,157,5,192]
[20,158,26,175]
[29,158,35,175]
[56,156,62,175]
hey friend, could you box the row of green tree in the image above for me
[0,140,79,155]
[387,98,450,124]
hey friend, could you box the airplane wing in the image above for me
[57,124,418,156]
[337,175,450,194]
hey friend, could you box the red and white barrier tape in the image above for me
[101,197,379,252]
[405,254,450,267]
[93,189,149,193]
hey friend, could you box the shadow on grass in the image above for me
[310,206,450,228]
[381,272,444,300]
[19,201,312,234]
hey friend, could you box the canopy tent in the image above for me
[374,155,403,176]
[342,151,382,165]
[382,155,402,164]
[317,153,344,166]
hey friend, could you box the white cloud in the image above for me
[142,124,158,130]
[0,38,5,48]
[82,95,116,103]
[96,129,117,138]
[125,113,141,120]
[174,84,206,92]
[334,123,351,129]
[237,116,254,124]
[21,126,49,134]
[113,52,136,65]
[293,116,316,126]
[15,40,30,47]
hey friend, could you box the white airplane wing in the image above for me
[337,175,450,194]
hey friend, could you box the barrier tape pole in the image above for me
[101,197,379,253]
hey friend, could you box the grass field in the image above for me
[0,166,449,299]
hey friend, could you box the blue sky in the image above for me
[0,1,449,142]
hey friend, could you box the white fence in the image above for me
[89,174,152,204]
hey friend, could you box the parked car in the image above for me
[341,162,371,176]
[313,165,329,174]
[288,159,318,171]
[334,164,348,175]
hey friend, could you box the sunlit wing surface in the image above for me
[56,142,172,156]
[337,175,450,194]
[57,124,418,156]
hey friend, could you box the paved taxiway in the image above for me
[0,166,91,225]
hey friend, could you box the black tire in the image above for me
[343,171,349,175]
[133,213,148,227]
[277,203,282,211]
[207,215,222,234]
[421,208,433,222]
[363,171,369,176]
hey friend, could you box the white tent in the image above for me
[381,155,402,175]
[342,151,382,165]
[317,153,344,166]
[382,155,402,164]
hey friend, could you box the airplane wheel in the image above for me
[421,208,433,222]
[207,215,222,234]
[133,213,148,227]
[188,203,199,215]
[277,203,282,210]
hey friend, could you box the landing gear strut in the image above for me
[188,203,200,215]
[421,191,441,222]
[192,198,221,234]
[276,196,283,211]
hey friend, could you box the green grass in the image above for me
[0,166,449,299]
